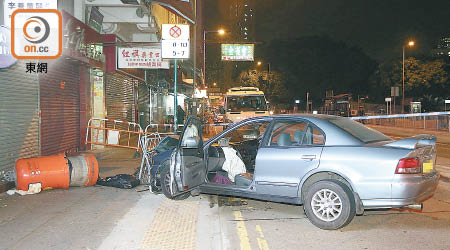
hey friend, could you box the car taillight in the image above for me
[395,157,421,174]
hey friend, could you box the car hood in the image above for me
[153,149,174,166]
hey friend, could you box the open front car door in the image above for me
[171,117,205,195]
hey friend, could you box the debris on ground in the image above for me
[7,183,42,196]
[96,174,139,189]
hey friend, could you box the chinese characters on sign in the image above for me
[25,62,47,73]
[221,44,254,61]
[117,47,170,69]
[3,0,57,28]
[63,11,104,66]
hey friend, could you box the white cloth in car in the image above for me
[221,147,246,182]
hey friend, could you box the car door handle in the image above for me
[301,155,316,161]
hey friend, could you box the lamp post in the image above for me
[402,40,415,113]
[256,60,271,99]
[203,29,225,86]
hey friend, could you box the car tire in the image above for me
[160,163,190,200]
[303,180,356,230]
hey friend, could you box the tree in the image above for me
[261,36,377,107]
[238,70,292,105]
[369,57,449,111]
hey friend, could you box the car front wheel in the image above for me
[303,180,356,230]
[160,163,190,200]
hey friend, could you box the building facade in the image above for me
[0,0,202,182]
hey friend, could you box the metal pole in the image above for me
[393,95,396,114]
[174,59,178,132]
[402,46,405,114]
[203,30,206,85]
[306,92,309,113]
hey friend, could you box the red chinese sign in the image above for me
[117,47,169,69]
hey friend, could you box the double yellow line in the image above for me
[234,211,270,250]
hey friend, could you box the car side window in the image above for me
[311,127,325,145]
[225,121,269,144]
[303,126,325,145]
[269,121,325,146]
[270,121,307,146]
[181,123,202,148]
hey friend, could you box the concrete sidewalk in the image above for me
[88,147,141,177]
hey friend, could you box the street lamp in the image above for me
[402,40,415,113]
[256,60,271,75]
[203,29,225,86]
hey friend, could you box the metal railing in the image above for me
[85,118,143,150]
[351,111,450,132]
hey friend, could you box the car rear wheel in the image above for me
[303,180,355,230]
[160,164,190,200]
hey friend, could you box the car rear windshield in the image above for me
[327,117,391,143]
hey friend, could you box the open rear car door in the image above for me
[172,117,205,194]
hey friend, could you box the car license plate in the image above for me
[423,161,434,173]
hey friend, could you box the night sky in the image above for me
[207,0,450,61]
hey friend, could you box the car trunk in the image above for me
[367,135,437,175]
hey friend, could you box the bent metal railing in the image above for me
[350,111,450,132]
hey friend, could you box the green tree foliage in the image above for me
[369,57,449,110]
[238,70,291,104]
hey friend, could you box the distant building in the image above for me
[228,0,256,41]
[432,37,450,57]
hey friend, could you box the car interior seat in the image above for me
[294,130,305,145]
[277,133,292,146]
[207,146,227,179]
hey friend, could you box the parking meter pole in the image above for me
[174,59,178,132]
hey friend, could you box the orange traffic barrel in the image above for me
[67,154,99,187]
[15,154,70,191]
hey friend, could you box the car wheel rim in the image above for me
[311,188,342,222]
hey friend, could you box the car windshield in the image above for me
[154,136,179,153]
[327,117,391,143]
[227,95,267,112]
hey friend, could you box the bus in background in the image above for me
[224,87,269,123]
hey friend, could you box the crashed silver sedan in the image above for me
[160,115,439,230]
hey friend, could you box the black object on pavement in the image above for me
[96,174,140,189]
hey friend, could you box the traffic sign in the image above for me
[161,24,189,40]
[161,24,190,59]
[161,40,190,59]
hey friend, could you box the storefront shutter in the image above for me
[0,61,39,174]
[105,73,136,124]
[39,59,80,156]
[137,83,150,127]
